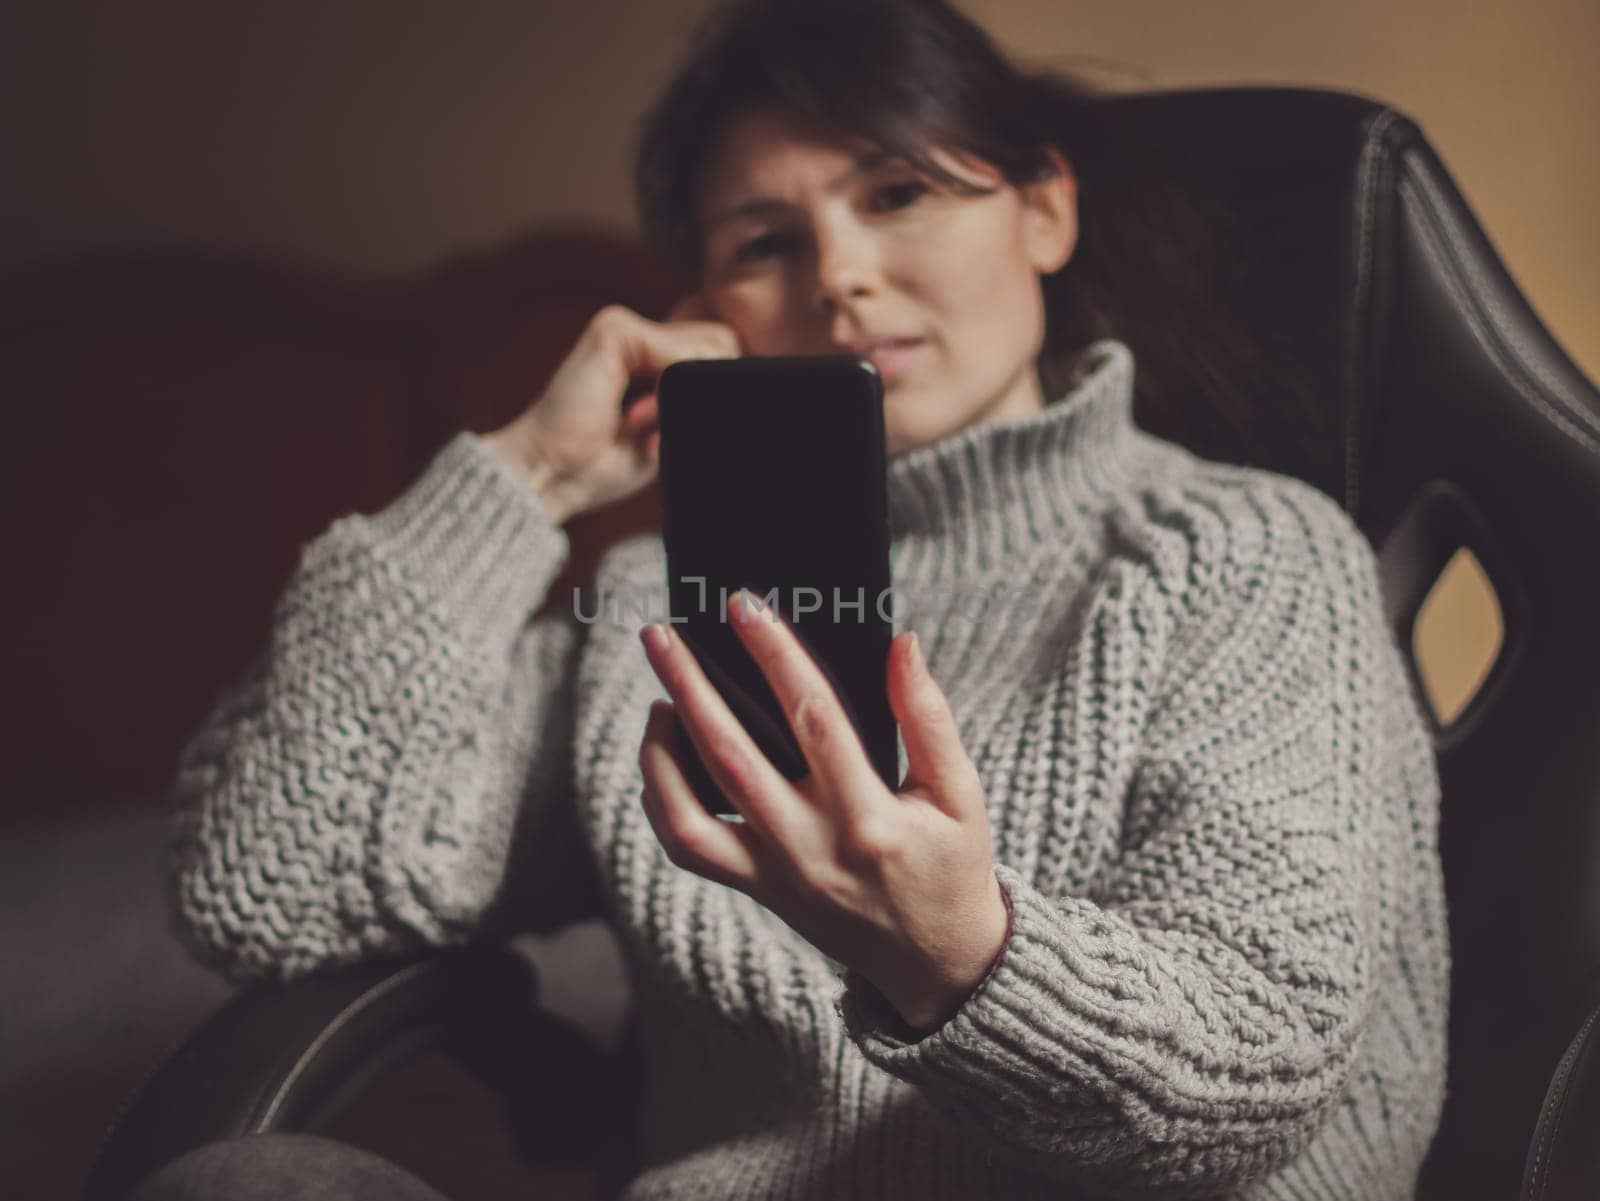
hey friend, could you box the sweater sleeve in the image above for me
[166,431,603,985]
[835,477,1403,1198]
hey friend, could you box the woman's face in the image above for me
[692,103,1078,457]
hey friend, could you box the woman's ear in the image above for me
[1021,145,1078,276]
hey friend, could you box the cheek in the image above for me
[921,257,1041,391]
[706,282,788,353]
[914,217,1031,327]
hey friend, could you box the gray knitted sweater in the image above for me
[167,338,1450,1200]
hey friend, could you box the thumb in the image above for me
[888,632,982,812]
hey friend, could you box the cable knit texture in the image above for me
[167,338,1450,1200]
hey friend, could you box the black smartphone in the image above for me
[656,355,898,820]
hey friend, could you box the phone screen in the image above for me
[656,355,898,818]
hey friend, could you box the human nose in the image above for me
[809,219,879,317]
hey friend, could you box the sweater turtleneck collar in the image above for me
[883,338,1148,559]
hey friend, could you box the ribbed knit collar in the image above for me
[884,338,1146,558]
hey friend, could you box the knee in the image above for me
[127,1133,450,1201]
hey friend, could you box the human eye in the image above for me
[732,230,792,264]
[868,178,931,213]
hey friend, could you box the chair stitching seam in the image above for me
[1397,176,1600,463]
[1529,1005,1599,1199]
[258,962,430,1128]
[1345,107,1401,519]
[1406,156,1592,416]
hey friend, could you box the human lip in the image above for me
[837,335,927,381]
[838,333,922,355]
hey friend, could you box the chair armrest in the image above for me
[81,944,627,1201]
[1521,1000,1600,1201]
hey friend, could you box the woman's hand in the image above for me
[636,590,1011,1034]
[481,292,741,523]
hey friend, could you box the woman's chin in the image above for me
[884,396,951,460]
[885,420,933,461]
[885,425,940,459]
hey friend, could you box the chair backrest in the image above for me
[1090,86,1600,1201]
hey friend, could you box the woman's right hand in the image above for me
[481,296,742,523]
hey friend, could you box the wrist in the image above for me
[479,425,586,524]
[881,872,1014,1034]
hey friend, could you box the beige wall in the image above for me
[2,0,1595,380]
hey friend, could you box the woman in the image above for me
[144,0,1450,1198]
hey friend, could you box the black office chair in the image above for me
[82,86,1600,1201]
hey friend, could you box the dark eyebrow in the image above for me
[702,147,898,235]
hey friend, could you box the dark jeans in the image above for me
[127,1133,451,1201]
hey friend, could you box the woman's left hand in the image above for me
[636,589,1010,1034]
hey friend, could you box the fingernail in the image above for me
[736,588,771,619]
[641,623,668,653]
[908,631,924,672]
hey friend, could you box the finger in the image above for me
[676,322,743,358]
[588,310,736,409]
[639,621,797,839]
[621,392,659,433]
[596,305,740,391]
[639,701,764,894]
[888,631,984,815]
[727,590,882,816]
